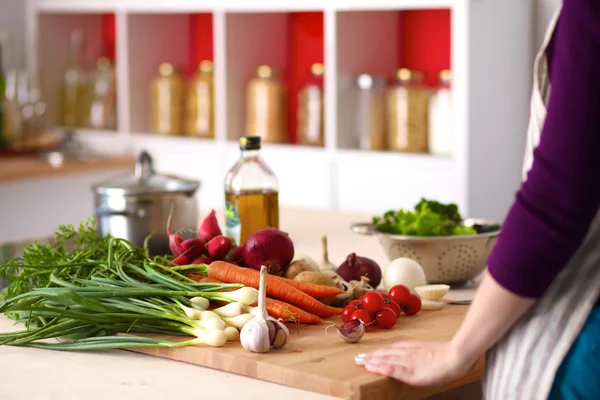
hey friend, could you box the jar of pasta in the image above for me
[297,63,324,147]
[387,68,431,153]
[150,63,184,135]
[353,74,387,151]
[246,65,288,144]
[185,60,214,138]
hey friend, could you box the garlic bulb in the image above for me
[239,265,290,353]
[319,236,337,271]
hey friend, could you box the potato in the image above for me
[294,271,336,287]
[283,260,314,280]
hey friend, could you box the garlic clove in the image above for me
[420,299,445,311]
[414,284,450,301]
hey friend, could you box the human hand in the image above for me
[354,340,478,387]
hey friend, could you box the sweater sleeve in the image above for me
[487,0,600,298]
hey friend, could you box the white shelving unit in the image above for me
[25,0,534,221]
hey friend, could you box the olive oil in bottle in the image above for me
[224,136,279,246]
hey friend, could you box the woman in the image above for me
[355,1,600,398]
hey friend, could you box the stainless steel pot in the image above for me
[91,151,200,256]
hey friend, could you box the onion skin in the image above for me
[336,253,382,289]
[242,228,295,274]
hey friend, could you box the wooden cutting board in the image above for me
[124,304,483,400]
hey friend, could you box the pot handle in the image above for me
[134,150,155,180]
[95,209,146,218]
[350,222,375,236]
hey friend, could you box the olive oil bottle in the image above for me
[224,136,279,246]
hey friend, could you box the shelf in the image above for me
[224,12,324,143]
[36,12,115,128]
[336,8,451,150]
[32,0,459,13]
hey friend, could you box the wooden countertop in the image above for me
[0,155,136,182]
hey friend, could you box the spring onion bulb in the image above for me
[190,297,210,309]
[194,318,226,331]
[213,302,245,318]
[225,326,240,341]
[222,313,255,329]
[217,287,259,305]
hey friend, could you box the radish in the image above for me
[166,210,185,256]
[199,209,223,242]
[207,235,233,260]
[172,253,192,266]
[180,238,206,260]
[242,227,295,274]
[193,255,214,264]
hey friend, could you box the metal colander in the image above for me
[351,219,500,284]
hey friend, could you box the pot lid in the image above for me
[92,150,200,196]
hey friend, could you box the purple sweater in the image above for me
[487,0,600,298]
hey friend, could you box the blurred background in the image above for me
[0,0,560,244]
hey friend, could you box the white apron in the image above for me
[483,6,600,399]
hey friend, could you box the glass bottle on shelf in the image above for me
[224,136,279,247]
[60,29,89,128]
[150,62,184,135]
[185,60,214,138]
[353,74,387,151]
[84,57,117,130]
[246,65,288,144]
[17,71,47,146]
[428,69,453,157]
[386,68,431,153]
[297,63,325,147]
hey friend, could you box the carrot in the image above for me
[208,261,343,318]
[263,298,323,325]
[188,274,323,324]
[269,275,343,298]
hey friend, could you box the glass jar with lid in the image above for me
[150,63,184,135]
[246,65,288,144]
[386,68,432,153]
[428,69,453,156]
[297,63,324,147]
[185,60,214,138]
[353,73,387,151]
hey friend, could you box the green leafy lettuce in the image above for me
[372,198,477,237]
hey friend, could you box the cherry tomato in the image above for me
[403,294,422,316]
[375,307,397,329]
[351,309,372,325]
[380,293,390,301]
[388,284,411,305]
[349,299,362,308]
[341,305,359,323]
[361,292,384,314]
[385,300,402,318]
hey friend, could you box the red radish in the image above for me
[230,246,244,262]
[198,209,222,242]
[180,238,206,259]
[242,227,295,274]
[172,253,191,266]
[166,210,184,256]
[207,235,233,260]
[192,255,214,264]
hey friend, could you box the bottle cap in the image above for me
[239,136,261,151]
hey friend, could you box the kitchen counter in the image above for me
[0,207,482,400]
[0,155,136,182]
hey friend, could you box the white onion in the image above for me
[383,258,427,292]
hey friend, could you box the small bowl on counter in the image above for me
[350,219,501,285]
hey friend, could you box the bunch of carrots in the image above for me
[177,261,345,325]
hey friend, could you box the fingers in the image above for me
[364,362,411,381]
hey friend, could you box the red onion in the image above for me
[336,253,382,289]
[198,209,223,242]
[242,227,295,274]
